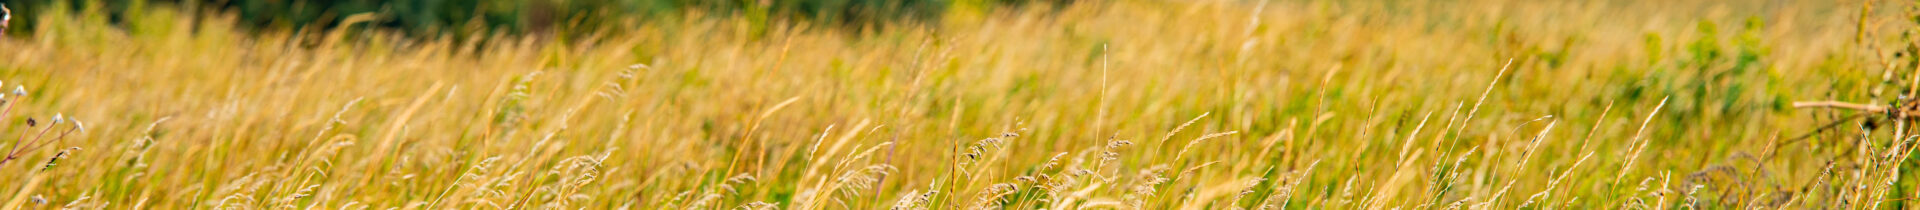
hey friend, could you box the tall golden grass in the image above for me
[0,0,1910,208]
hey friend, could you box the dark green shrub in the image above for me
[2,0,1025,37]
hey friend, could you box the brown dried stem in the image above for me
[1787,100,1915,143]
[1793,101,1891,113]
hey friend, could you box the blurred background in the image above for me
[0,0,1080,39]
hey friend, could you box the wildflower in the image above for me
[51,113,62,124]
[1,4,10,32]
[12,85,24,96]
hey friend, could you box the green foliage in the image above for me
[1622,18,1785,131]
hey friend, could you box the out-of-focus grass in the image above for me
[0,0,1908,209]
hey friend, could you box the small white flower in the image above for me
[51,113,62,124]
[11,85,24,96]
[73,119,83,132]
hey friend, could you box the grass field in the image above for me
[0,0,1914,209]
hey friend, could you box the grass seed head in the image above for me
[42,147,79,170]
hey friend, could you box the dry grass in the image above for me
[0,0,1911,209]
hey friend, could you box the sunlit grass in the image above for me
[0,0,1908,208]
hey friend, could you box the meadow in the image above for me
[0,0,1909,209]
